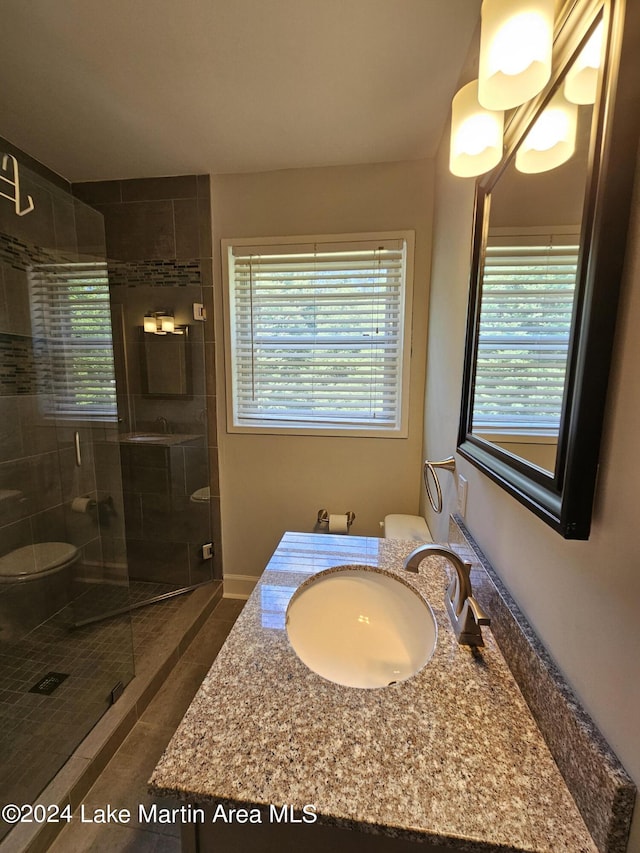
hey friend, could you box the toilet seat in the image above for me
[0,542,79,583]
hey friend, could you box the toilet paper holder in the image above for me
[71,494,115,521]
[317,509,356,530]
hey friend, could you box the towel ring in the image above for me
[423,457,456,514]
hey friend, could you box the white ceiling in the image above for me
[0,0,480,182]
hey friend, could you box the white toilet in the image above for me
[0,542,79,583]
[382,514,433,542]
[0,542,79,643]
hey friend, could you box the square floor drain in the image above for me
[29,672,70,695]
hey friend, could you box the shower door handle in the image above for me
[74,431,82,467]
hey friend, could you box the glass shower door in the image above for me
[0,150,134,840]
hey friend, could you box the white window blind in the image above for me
[473,236,579,432]
[225,236,411,433]
[29,262,117,420]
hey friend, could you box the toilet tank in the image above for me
[383,514,433,542]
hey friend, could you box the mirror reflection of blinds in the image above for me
[229,239,406,428]
[29,262,117,419]
[474,241,579,431]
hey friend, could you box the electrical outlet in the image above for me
[457,475,468,518]
[202,542,213,560]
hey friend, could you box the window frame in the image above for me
[221,231,415,438]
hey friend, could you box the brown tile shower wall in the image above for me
[73,175,221,581]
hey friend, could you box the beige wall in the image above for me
[211,160,434,589]
[423,121,640,850]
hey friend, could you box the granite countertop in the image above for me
[150,532,597,853]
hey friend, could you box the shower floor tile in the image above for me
[48,594,240,853]
[0,580,196,843]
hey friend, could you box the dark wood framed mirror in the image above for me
[457,0,640,538]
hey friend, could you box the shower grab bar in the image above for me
[423,457,455,514]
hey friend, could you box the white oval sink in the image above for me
[286,565,437,689]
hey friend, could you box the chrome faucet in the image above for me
[403,544,490,646]
[155,416,170,434]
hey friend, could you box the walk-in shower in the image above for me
[0,144,216,842]
[0,148,136,840]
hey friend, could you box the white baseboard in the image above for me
[223,574,257,599]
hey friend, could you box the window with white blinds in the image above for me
[29,262,118,420]
[223,234,413,434]
[472,234,579,433]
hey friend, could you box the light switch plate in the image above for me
[193,302,206,321]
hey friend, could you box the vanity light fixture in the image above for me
[515,89,578,173]
[449,80,505,177]
[143,314,157,333]
[143,312,184,335]
[564,21,604,105]
[478,0,554,111]
[448,0,591,178]
[160,314,175,334]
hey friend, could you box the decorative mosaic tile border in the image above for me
[107,259,201,288]
[0,235,201,290]
[0,333,47,395]
[0,233,76,271]
[448,514,635,853]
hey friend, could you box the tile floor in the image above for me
[0,579,197,842]
[47,596,245,852]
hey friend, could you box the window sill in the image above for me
[227,421,408,439]
[473,429,557,446]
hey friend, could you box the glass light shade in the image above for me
[515,90,578,173]
[450,80,504,177]
[564,22,604,105]
[478,0,555,111]
[160,315,175,333]
[143,315,157,333]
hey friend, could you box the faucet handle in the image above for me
[453,595,491,646]
[465,595,490,626]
